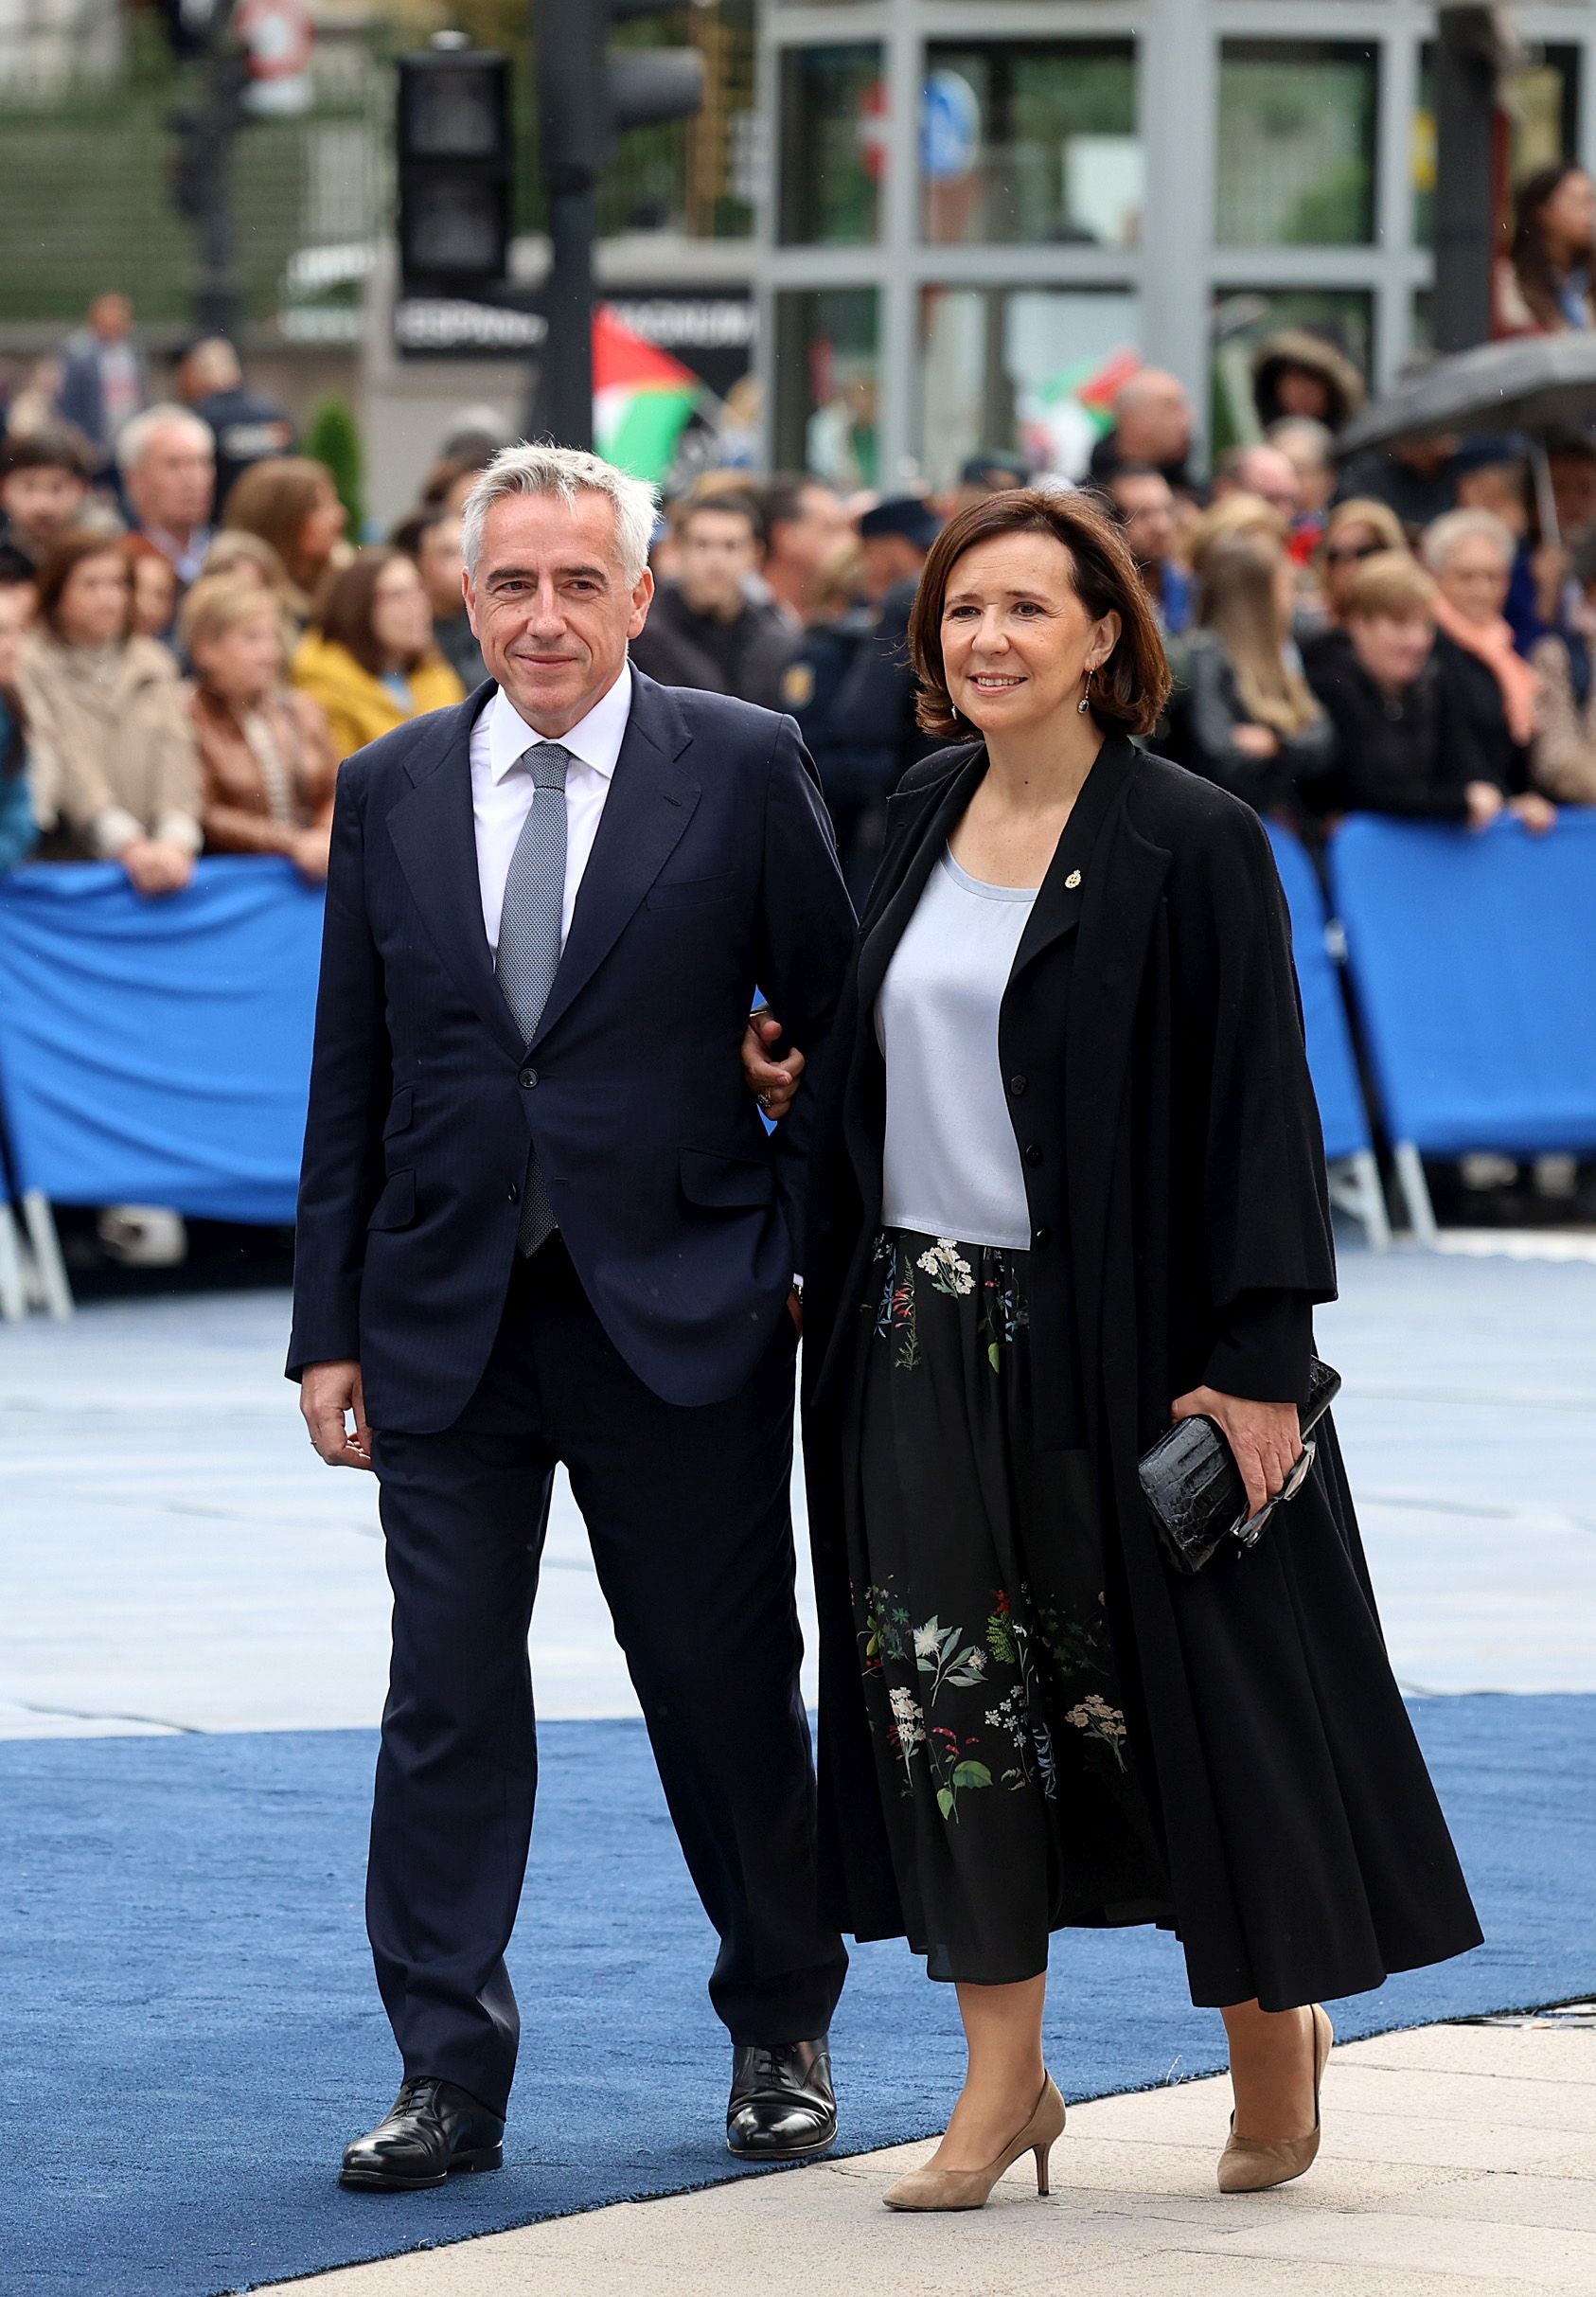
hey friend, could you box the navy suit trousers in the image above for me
[366,1241,848,2115]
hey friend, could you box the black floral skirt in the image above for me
[844,1230,1171,1985]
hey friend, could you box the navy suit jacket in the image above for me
[287,669,857,1431]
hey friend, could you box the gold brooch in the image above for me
[1065,869,1082,889]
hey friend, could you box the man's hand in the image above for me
[1171,1386,1302,1522]
[302,1359,374,1470]
[742,1009,806,1121]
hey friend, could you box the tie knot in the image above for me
[523,741,571,792]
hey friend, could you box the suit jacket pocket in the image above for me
[680,1147,775,1210]
[647,870,738,911]
[366,1169,417,1230]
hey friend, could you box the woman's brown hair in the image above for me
[32,529,133,641]
[223,455,336,593]
[907,488,1171,739]
[315,547,425,679]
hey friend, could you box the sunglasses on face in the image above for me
[1325,541,1383,567]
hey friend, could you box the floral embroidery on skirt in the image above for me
[845,1230,1169,1983]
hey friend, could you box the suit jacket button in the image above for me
[1024,1142,1044,1166]
[1009,1075,1027,1096]
[506,1181,520,1204]
[519,1065,537,1089]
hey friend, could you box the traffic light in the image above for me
[396,40,513,296]
[535,0,707,191]
[533,1,707,448]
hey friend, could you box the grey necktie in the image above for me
[497,741,571,1255]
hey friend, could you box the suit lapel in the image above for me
[529,670,700,1051]
[386,687,524,1060]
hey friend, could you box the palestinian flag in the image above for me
[593,306,702,484]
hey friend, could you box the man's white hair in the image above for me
[115,402,214,475]
[1421,506,1516,576]
[461,442,658,584]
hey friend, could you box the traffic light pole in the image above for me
[534,178,596,449]
[195,33,244,341]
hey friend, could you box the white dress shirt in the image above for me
[469,664,632,953]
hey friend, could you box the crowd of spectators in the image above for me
[3,247,1596,1251]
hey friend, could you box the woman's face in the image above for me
[369,557,433,668]
[1542,169,1596,259]
[1436,534,1510,627]
[1322,523,1385,613]
[939,531,1118,738]
[195,608,285,704]
[1276,366,1331,422]
[131,555,178,638]
[298,482,348,569]
[58,551,131,647]
[1350,611,1434,693]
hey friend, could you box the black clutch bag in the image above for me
[1138,1358,1341,1576]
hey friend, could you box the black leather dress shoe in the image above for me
[726,2037,837,2160]
[339,2076,505,2191]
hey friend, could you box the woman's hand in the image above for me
[1171,1386,1303,1522]
[1509,791,1557,836]
[121,838,196,898]
[1232,722,1281,760]
[742,1008,805,1120]
[292,825,333,881]
[1464,780,1505,831]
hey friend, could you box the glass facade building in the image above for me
[756,0,1595,487]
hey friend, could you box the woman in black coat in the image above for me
[769,490,1480,2213]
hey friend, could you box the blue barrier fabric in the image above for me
[1330,810,1596,1158]
[0,859,323,1221]
[1264,822,1372,1165]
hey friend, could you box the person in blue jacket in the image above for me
[0,577,37,872]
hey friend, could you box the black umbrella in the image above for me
[1337,333,1596,542]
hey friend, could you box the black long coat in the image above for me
[801,734,1483,2011]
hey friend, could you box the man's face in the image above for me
[417,515,468,619]
[129,422,215,536]
[771,486,850,582]
[1121,383,1192,467]
[1551,452,1596,540]
[1236,449,1302,522]
[1113,475,1175,569]
[90,294,132,344]
[675,507,758,617]
[466,490,652,738]
[0,465,86,547]
[860,533,925,601]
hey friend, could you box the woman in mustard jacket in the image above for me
[293,547,466,762]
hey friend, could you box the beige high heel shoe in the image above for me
[882,2074,1066,2212]
[1217,2003,1334,2195]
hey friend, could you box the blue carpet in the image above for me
[6,1696,1592,2297]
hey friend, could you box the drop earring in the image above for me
[1077,668,1092,715]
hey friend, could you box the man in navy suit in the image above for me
[290,444,856,2189]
